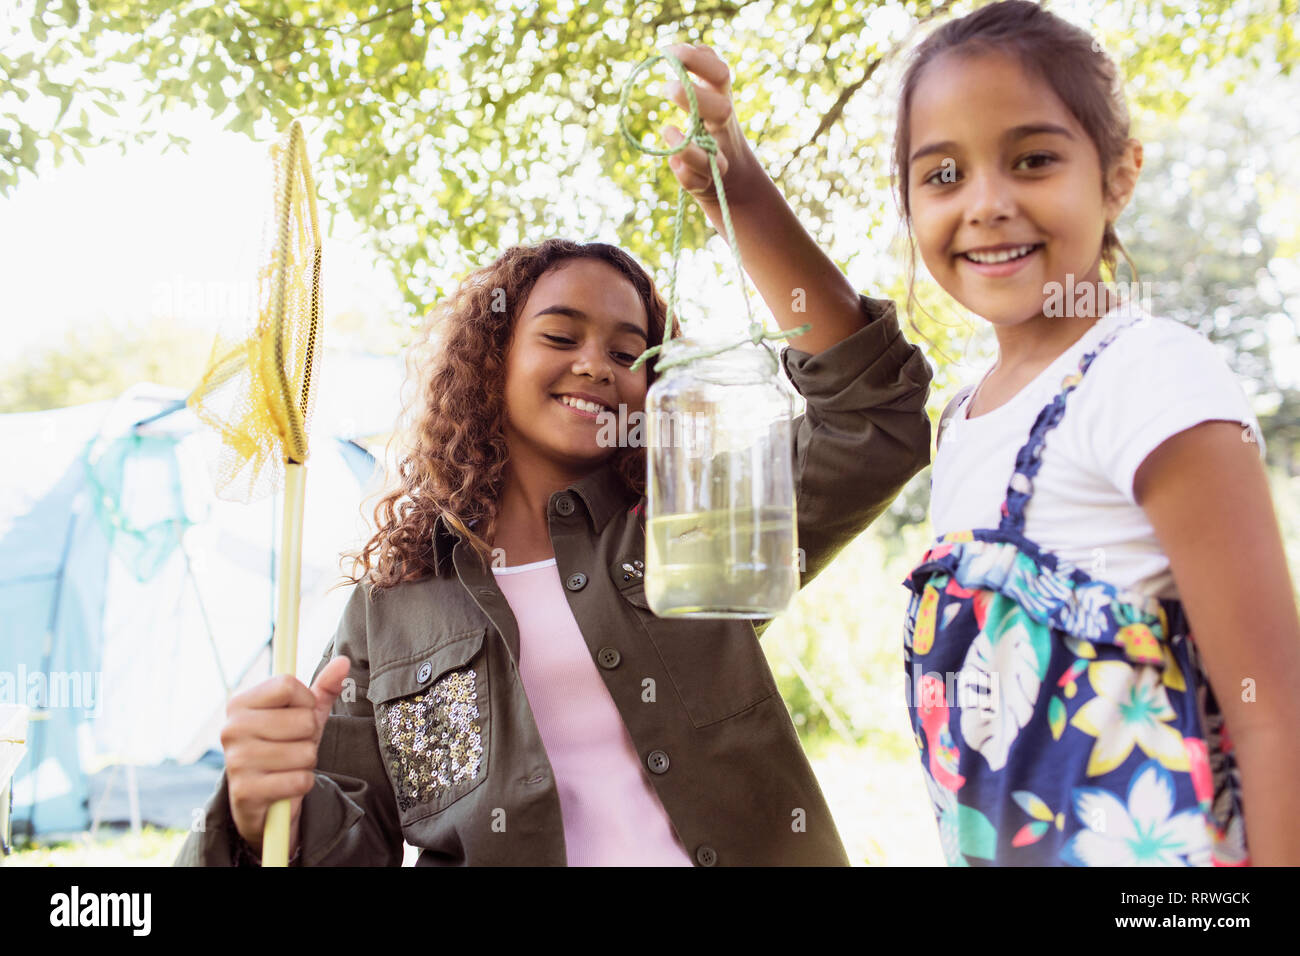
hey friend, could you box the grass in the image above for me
[6,825,189,867]
[6,741,942,867]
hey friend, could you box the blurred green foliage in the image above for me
[6,824,185,866]
[1122,80,1300,474]
[4,0,1295,307]
[0,315,210,413]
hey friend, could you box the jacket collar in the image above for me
[430,461,638,571]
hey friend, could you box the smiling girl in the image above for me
[177,224,932,862]
[887,1,1300,865]
[657,5,1300,866]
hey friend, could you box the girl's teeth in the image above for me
[964,244,1037,264]
[560,396,604,414]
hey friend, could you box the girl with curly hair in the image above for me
[179,62,933,867]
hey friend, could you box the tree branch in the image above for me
[771,55,881,184]
[236,2,414,36]
[770,0,959,184]
[649,0,765,29]
[754,0,834,150]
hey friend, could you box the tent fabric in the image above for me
[1,399,114,834]
[85,430,199,583]
[1,357,398,836]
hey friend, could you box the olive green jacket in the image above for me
[175,293,932,867]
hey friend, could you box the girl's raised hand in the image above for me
[659,43,760,208]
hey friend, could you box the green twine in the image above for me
[618,49,811,375]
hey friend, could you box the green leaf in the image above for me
[956,805,998,860]
[1049,696,1066,740]
[54,89,74,125]
[208,86,229,113]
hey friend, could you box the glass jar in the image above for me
[644,339,800,618]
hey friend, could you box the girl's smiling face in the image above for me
[906,50,1133,327]
[502,257,650,475]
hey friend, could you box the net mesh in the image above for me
[187,120,323,503]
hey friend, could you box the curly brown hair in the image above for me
[341,239,679,597]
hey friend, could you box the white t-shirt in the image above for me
[931,304,1266,599]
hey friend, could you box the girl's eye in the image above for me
[1016,152,1056,171]
[923,165,958,187]
[545,334,637,366]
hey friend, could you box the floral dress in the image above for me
[902,317,1249,866]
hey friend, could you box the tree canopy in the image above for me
[3,0,1297,469]
[4,1,1294,296]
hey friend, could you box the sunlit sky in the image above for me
[0,102,407,359]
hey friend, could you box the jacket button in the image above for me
[416,661,432,683]
[695,845,718,867]
[646,750,670,774]
[554,494,575,516]
[565,572,587,591]
[596,647,621,669]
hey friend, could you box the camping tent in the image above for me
[0,350,401,836]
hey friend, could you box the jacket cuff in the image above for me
[295,771,367,866]
[172,770,241,867]
[171,769,316,867]
[780,294,930,411]
[230,827,304,867]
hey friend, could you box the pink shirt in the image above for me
[491,557,692,866]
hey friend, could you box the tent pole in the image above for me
[180,539,231,699]
[126,763,140,837]
[130,397,189,432]
[89,762,117,837]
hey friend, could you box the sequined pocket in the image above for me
[368,628,489,819]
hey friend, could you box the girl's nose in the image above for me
[572,348,614,383]
[965,170,1015,226]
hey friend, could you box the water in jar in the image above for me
[646,505,798,618]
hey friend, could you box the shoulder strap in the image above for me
[936,385,976,449]
[996,313,1141,535]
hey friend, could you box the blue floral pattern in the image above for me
[902,315,1248,866]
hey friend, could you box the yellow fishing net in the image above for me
[187,119,323,501]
